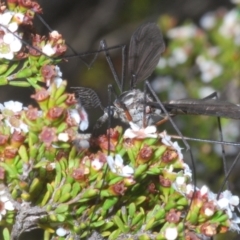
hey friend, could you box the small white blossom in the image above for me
[165,227,178,240]
[0,30,22,60]
[107,155,134,177]
[91,158,104,171]
[56,227,69,237]
[69,108,89,131]
[186,184,194,195]
[200,12,216,30]
[124,122,157,139]
[0,101,28,133]
[6,119,29,133]
[58,133,69,142]
[183,163,192,178]
[42,43,56,56]
[159,131,183,160]
[0,194,15,221]
[219,9,240,45]
[167,25,197,39]
[172,47,188,64]
[217,190,240,219]
[200,185,209,196]
[0,100,23,112]
[13,13,24,24]
[176,176,185,186]
[196,56,223,82]
[0,11,14,26]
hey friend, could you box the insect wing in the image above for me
[72,87,104,110]
[128,23,165,87]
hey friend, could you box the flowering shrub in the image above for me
[153,3,240,181]
[0,1,239,240]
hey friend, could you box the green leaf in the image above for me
[144,217,155,231]
[9,81,31,87]
[58,192,71,203]
[61,183,72,196]
[134,164,148,177]
[102,197,118,211]
[90,220,105,228]
[3,228,10,240]
[108,229,121,240]
[55,204,69,214]
[129,202,136,217]
[101,221,114,231]
[113,215,129,233]
[70,182,81,197]
[56,213,66,222]
[135,196,147,205]
[132,212,144,226]
[0,162,18,178]
[41,191,51,206]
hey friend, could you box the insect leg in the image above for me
[202,92,229,190]
[100,40,126,93]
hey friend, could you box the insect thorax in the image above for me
[113,89,162,127]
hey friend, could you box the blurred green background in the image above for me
[0,0,239,239]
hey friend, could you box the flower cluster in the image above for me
[153,4,240,180]
[0,0,66,87]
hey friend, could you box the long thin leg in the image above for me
[100,40,126,93]
[202,92,229,190]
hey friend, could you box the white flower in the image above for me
[58,133,69,142]
[200,185,209,196]
[159,131,183,160]
[183,163,192,178]
[167,25,197,39]
[124,122,157,139]
[78,108,89,131]
[5,119,29,133]
[91,158,104,171]
[56,227,68,237]
[69,107,89,131]
[0,11,14,26]
[165,227,178,240]
[0,194,14,221]
[200,12,216,30]
[55,66,62,77]
[186,184,194,195]
[0,30,22,60]
[196,56,223,82]
[219,10,240,45]
[175,176,185,186]
[217,190,240,219]
[172,47,188,64]
[107,155,134,177]
[229,213,240,232]
[42,43,56,56]
[13,13,24,24]
[0,100,23,112]
[53,66,63,87]
[0,101,28,133]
